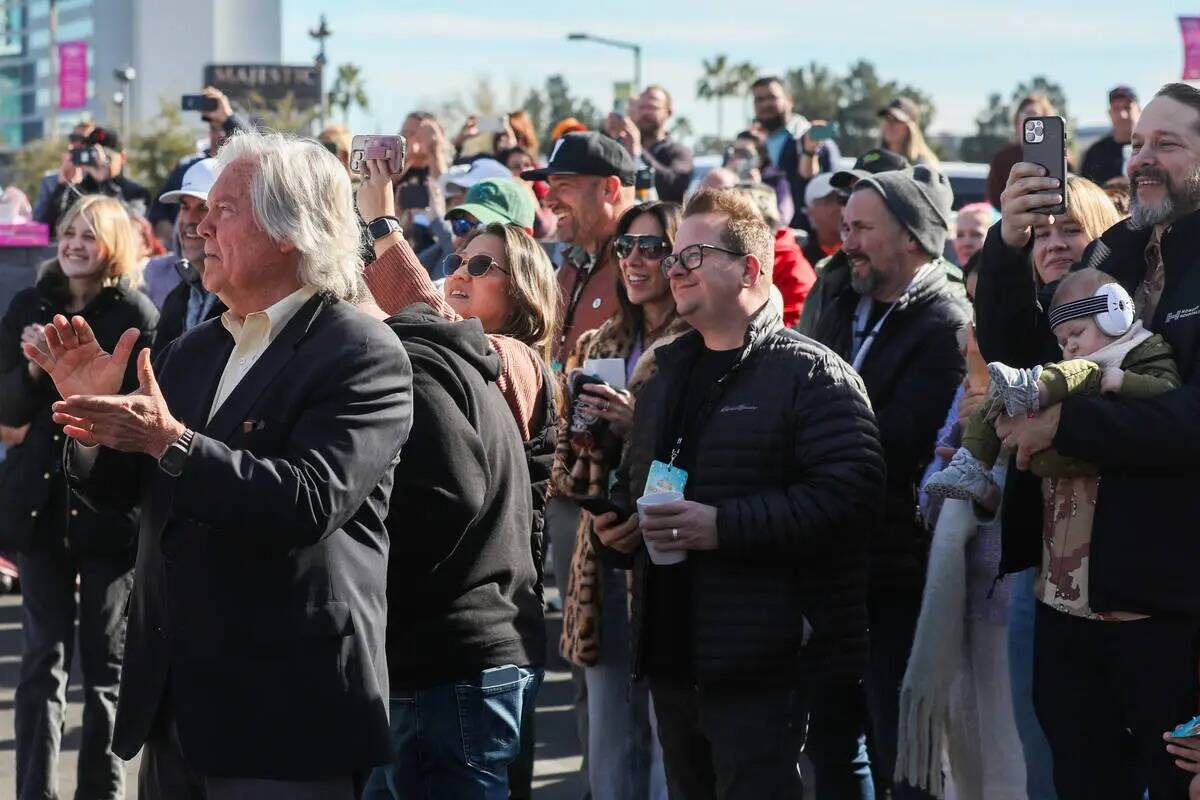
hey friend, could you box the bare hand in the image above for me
[958,384,989,424]
[606,113,642,157]
[593,511,641,554]
[421,119,450,178]
[51,348,184,457]
[356,158,398,222]
[58,152,82,185]
[453,115,479,148]
[1164,732,1200,775]
[994,405,1061,471]
[202,86,233,126]
[1100,367,1125,394]
[578,383,634,436]
[21,324,49,378]
[999,162,1064,249]
[640,500,719,552]
[23,315,139,400]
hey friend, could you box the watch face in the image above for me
[160,445,186,476]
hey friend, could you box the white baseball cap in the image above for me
[803,172,839,210]
[159,158,218,204]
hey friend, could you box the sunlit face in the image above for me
[56,214,105,280]
[1127,96,1200,229]
[632,88,671,137]
[880,114,908,151]
[619,213,672,308]
[807,192,844,247]
[954,208,991,266]
[752,81,791,131]
[841,188,912,299]
[667,213,747,323]
[545,174,607,246]
[444,232,512,333]
[176,194,208,264]
[1053,314,1112,359]
[1109,95,1141,140]
[1031,213,1088,285]
[506,149,536,177]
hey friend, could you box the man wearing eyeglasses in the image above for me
[592,188,885,799]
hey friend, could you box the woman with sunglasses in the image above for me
[358,159,558,439]
[552,201,689,800]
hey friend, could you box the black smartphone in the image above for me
[181,94,219,112]
[70,147,97,166]
[399,181,430,210]
[1021,115,1068,215]
[573,495,627,519]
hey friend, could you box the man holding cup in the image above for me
[593,188,885,799]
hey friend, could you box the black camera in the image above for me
[70,147,98,167]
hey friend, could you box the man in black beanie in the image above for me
[805,166,969,800]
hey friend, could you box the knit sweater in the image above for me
[364,239,544,439]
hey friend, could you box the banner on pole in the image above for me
[1181,17,1200,80]
[58,41,88,110]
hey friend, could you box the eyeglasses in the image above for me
[442,252,508,278]
[450,217,480,238]
[614,234,671,261]
[660,243,747,277]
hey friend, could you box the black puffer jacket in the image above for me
[598,303,885,687]
[0,264,157,554]
[976,214,1200,615]
[810,260,969,600]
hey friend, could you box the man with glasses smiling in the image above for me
[593,188,885,799]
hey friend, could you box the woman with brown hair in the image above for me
[553,201,688,800]
[0,195,157,799]
[879,96,941,167]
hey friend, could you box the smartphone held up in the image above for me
[349,134,407,176]
[1021,115,1068,216]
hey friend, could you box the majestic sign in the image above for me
[58,41,89,110]
[203,64,323,109]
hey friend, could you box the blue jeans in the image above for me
[585,566,667,800]
[363,665,544,800]
[1007,568,1059,800]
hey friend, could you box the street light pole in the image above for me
[309,15,332,131]
[566,32,642,92]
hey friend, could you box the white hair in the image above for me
[215,129,362,300]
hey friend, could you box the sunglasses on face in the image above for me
[660,243,746,277]
[614,234,671,260]
[450,217,480,238]
[442,252,508,278]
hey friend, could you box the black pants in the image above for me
[1033,603,1200,799]
[649,677,807,800]
[15,547,133,800]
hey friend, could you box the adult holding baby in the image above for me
[591,188,885,799]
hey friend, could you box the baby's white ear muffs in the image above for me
[1094,283,1134,337]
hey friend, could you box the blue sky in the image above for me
[282,1,1193,146]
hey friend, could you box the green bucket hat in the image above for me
[446,178,536,231]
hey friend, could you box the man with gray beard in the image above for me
[975,82,1200,798]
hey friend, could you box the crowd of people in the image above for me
[0,70,1199,800]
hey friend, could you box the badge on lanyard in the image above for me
[645,460,688,495]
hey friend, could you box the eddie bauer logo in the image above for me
[1165,305,1200,324]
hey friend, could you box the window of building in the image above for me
[0,5,22,57]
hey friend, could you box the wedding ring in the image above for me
[672,528,678,541]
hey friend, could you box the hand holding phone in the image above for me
[1019,116,1067,216]
[350,135,407,176]
[181,94,219,113]
[573,495,627,519]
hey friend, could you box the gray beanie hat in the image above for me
[852,165,953,258]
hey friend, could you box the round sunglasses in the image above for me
[450,216,480,238]
[442,252,508,278]
[614,234,671,261]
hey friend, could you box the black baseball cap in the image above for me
[1109,85,1138,104]
[521,131,637,186]
[830,148,910,189]
[85,126,123,153]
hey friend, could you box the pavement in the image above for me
[0,586,586,799]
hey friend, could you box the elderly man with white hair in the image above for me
[24,130,414,799]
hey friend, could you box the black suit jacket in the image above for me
[66,292,413,780]
[151,276,225,360]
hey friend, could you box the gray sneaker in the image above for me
[986,362,1043,417]
[923,448,1000,512]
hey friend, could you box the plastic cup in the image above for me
[636,491,687,566]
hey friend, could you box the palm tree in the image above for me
[328,63,369,124]
[730,61,759,129]
[697,55,757,140]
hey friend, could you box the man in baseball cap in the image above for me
[149,158,225,356]
[802,172,845,267]
[830,148,910,190]
[1082,84,1142,185]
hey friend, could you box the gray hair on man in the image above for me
[215,129,363,300]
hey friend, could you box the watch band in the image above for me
[367,215,403,242]
[158,428,195,477]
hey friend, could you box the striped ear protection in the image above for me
[1047,282,1135,337]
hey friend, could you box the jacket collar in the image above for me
[658,299,784,375]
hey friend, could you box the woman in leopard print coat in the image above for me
[551,201,687,799]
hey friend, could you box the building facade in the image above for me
[0,0,281,148]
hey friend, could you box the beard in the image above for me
[850,262,884,296]
[758,113,786,132]
[1130,163,1200,229]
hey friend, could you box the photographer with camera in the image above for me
[37,127,150,235]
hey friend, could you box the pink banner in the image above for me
[58,41,88,110]
[1182,17,1200,80]
[0,223,50,248]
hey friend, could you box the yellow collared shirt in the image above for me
[208,286,318,423]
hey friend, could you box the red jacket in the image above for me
[773,229,817,328]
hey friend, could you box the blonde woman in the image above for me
[878,97,941,167]
[0,194,156,799]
